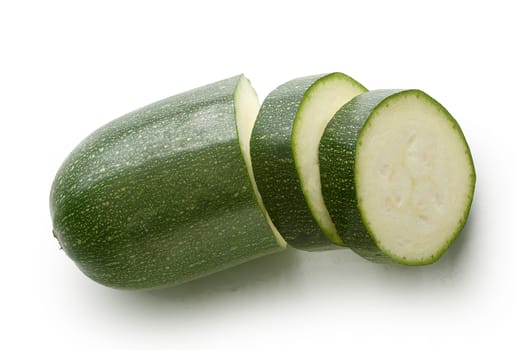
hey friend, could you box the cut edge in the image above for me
[234,75,287,248]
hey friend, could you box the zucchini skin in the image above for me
[319,90,476,264]
[50,76,283,289]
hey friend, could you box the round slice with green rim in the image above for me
[250,73,367,251]
[50,75,286,290]
[319,89,476,264]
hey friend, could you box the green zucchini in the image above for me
[50,75,286,289]
[250,73,367,250]
[319,89,476,264]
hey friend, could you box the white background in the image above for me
[1,0,514,348]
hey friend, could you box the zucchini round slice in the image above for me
[250,73,367,250]
[319,89,476,264]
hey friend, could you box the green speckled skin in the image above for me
[50,76,284,289]
[250,74,338,251]
[319,90,476,265]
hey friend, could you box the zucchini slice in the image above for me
[250,73,367,250]
[50,75,286,290]
[319,90,476,264]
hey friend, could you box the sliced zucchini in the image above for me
[251,73,367,250]
[319,89,476,264]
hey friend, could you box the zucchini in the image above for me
[319,90,476,264]
[250,73,367,250]
[50,75,286,289]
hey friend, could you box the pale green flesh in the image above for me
[292,75,367,245]
[356,92,475,262]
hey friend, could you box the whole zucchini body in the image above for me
[319,89,476,264]
[50,75,286,289]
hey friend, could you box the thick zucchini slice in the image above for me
[251,73,366,250]
[320,89,476,264]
